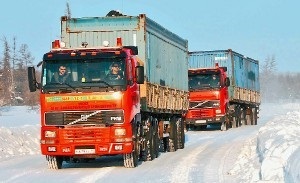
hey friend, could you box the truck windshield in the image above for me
[41,58,126,93]
[188,74,220,90]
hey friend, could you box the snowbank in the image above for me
[0,106,40,161]
[257,110,300,182]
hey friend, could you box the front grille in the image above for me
[189,100,219,109]
[61,128,110,144]
[191,108,214,118]
[45,110,124,126]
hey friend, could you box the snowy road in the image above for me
[0,126,260,183]
[1,103,298,183]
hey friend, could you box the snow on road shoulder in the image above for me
[0,125,40,161]
[257,110,300,182]
[229,103,300,183]
[0,106,40,162]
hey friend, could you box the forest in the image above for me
[0,38,299,107]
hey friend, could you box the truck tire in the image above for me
[46,155,63,169]
[141,116,155,161]
[240,109,246,126]
[124,152,138,168]
[252,108,258,125]
[245,114,251,125]
[221,112,230,131]
[236,107,242,127]
[232,116,237,128]
[176,117,185,149]
[152,118,160,158]
[221,121,228,131]
[169,117,178,152]
[124,119,141,168]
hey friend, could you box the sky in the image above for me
[0,0,299,72]
[0,103,299,182]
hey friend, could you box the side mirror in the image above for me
[225,77,230,87]
[135,66,144,84]
[124,46,138,55]
[28,67,39,92]
[220,67,227,72]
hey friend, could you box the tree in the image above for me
[0,37,13,106]
[15,43,35,105]
[260,55,277,102]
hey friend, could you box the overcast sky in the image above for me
[0,0,299,72]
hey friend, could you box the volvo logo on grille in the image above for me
[80,115,88,121]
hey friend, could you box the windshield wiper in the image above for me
[48,82,77,91]
[84,80,115,90]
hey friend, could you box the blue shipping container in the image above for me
[189,49,260,92]
[61,14,188,92]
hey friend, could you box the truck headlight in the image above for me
[45,130,56,138]
[115,128,126,136]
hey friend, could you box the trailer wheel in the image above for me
[240,109,246,126]
[252,108,258,125]
[236,107,242,127]
[176,117,185,149]
[232,116,237,128]
[46,155,63,169]
[169,117,178,152]
[152,118,160,158]
[245,114,251,125]
[141,116,155,161]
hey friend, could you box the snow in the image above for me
[0,103,299,183]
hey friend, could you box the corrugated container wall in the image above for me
[60,14,188,91]
[188,50,260,92]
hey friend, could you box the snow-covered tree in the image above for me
[0,37,13,106]
[260,55,277,102]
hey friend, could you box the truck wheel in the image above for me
[232,116,237,128]
[240,109,246,126]
[176,117,185,149]
[141,116,154,161]
[124,119,141,168]
[46,155,63,169]
[236,107,242,127]
[252,108,258,125]
[124,152,138,168]
[168,117,178,152]
[152,118,160,158]
[220,121,228,131]
[245,114,251,125]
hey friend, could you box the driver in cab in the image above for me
[106,63,123,81]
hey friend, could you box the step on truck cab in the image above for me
[28,12,189,169]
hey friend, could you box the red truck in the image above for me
[28,13,188,169]
[185,50,260,131]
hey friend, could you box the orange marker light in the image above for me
[116,37,122,47]
[52,40,60,49]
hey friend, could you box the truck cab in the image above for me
[28,39,145,168]
[185,64,230,130]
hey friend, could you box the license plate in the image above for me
[195,120,206,124]
[75,149,95,154]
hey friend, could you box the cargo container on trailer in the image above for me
[28,12,188,169]
[186,49,260,131]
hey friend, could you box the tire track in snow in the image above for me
[78,167,114,183]
[169,142,212,183]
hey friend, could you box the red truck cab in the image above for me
[28,39,144,168]
[185,64,230,130]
